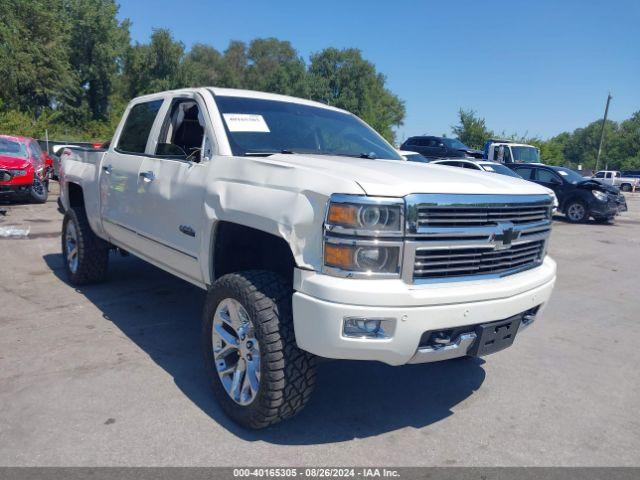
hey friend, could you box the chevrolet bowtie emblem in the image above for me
[492,223,520,250]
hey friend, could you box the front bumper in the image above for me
[292,257,556,366]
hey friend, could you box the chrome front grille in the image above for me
[403,194,553,283]
[413,240,545,279]
[417,204,550,227]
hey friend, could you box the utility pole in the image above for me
[595,93,612,172]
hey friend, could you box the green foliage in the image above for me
[451,109,493,149]
[308,48,405,142]
[0,4,405,144]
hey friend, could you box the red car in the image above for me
[0,135,49,203]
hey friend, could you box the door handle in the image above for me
[102,164,112,174]
[139,171,155,182]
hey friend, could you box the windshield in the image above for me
[481,163,521,178]
[442,138,469,150]
[214,95,402,160]
[511,146,540,163]
[0,138,28,159]
[554,166,586,184]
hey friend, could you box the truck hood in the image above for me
[0,155,30,170]
[264,153,551,197]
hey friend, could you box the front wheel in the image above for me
[565,201,588,223]
[202,271,316,429]
[29,176,48,203]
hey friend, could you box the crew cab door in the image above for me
[534,168,565,204]
[132,94,213,284]
[101,98,164,250]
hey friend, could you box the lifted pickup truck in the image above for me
[59,87,557,428]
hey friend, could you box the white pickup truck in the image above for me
[591,170,638,192]
[59,87,557,428]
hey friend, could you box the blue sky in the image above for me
[118,0,639,141]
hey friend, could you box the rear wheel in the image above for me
[61,207,109,285]
[565,200,588,223]
[202,271,316,429]
[29,176,48,203]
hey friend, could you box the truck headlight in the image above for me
[324,241,401,275]
[592,190,607,202]
[323,195,404,278]
[326,197,403,234]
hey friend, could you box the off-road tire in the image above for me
[29,176,48,203]
[202,271,316,429]
[61,207,109,285]
[565,200,588,223]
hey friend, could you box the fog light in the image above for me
[343,317,395,339]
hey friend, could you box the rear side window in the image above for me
[117,100,163,154]
[536,169,561,183]
[514,167,534,179]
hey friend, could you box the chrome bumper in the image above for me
[407,312,537,364]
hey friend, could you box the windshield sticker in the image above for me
[223,114,270,132]
[483,165,495,171]
[558,171,568,176]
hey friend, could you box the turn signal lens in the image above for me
[324,243,354,270]
[327,204,358,227]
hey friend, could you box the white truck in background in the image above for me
[59,87,557,428]
[591,170,638,192]
[484,139,542,164]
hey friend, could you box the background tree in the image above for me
[450,109,493,149]
[308,48,404,142]
[0,0,73,116]
[64,0,130,122]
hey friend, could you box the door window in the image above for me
[536,169,562,184]
[594,172,605,178]
[513,166,534,179]
[117,100,163,154]
[605,172,612,179]
[155,100,206,161]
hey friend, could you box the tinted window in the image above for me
[442,138,469,150]
[117,100,163,154]
[513,166,534,179]
[594,172,605,178]
[536,169,561,183]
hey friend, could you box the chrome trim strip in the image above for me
[406,193,553,236]
[103,218,198,260]
[407,333,477,364]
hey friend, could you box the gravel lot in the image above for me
[1,183,639,467]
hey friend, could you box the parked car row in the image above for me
[399,153,628,224]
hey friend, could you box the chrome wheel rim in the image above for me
[212,298,261,405]
[32,177,44,196]
[567,203,585,221]
[65,222,79,273]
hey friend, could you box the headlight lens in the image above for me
[550,192,559,209]
[326,202,402,233]
[592,190,607,202]
[324,241,401,275]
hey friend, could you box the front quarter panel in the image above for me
[199,155,364,281]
